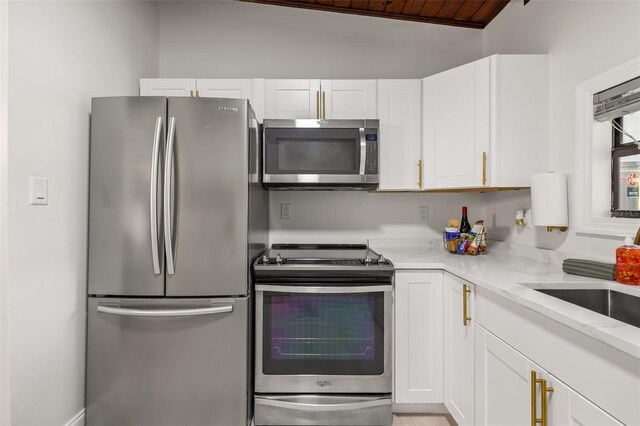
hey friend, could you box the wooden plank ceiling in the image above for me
[239,0,513,29]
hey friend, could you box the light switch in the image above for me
[30,176,48,205]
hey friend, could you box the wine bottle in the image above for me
[460,206,471,234]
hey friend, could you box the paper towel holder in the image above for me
[531,172,569,233]
[546,226,568,233]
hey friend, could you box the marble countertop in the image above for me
[368,238,640,360]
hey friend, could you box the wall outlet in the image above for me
[281,203,292,220]
[419,206,429,223]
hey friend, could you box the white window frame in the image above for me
[575,56,640,237]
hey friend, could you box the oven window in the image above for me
[264,128,361,175]
[263,292,385,375]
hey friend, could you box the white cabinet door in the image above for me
[196,79,252,99]
[422,57,490,189]
[475,324,535,426]
[394,270,443,404]
[548,376,623,426]
[444,274,474,426]
[377,80,422,191]
[321,80,377,119]
[197,78,266,123]
[140,78,196,97]
[265,79,321,119]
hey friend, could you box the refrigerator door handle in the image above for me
[164,116,176,275]
[150,116,163,275]
[97,304,233,317]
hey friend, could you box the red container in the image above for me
[615,238,640,285]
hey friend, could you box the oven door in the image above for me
[255,284,392,394]
[263,124,377,186]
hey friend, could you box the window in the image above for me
[611,111,640,217]
[593,76,640,218]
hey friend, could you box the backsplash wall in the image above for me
[269,191,486,245]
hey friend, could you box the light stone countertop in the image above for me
[368,238,640,360]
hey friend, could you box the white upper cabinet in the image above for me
[423,57,490,189]
[422,54,548,189]
[264,79,376,120]
[444,273,474,426]
[322,80,377,119]
[140,78,266,122]
[394,270,444,405]
[377,80,422,191]
[196,78,252,99]
[265,79,321,119]
[140,78,196,97]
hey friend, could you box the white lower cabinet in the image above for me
[443,273,474,426]
[475,324,624,426]
[548,376,623,426]
[394,270,443,405]
[475,324,536,426]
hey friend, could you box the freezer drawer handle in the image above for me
[150,116,163,275]
[255,398,390,412]
[97,305,233,317]
[164,116,176,275]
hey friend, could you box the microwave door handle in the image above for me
[359,127,366,175]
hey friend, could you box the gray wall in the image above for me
[482,0,640,260]
[158,0,486,245]
[158,1,483,79]
[6,2,159,424]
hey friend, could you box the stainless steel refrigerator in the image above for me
[86,97,268,426]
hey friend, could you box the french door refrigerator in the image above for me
[86,97,268,426]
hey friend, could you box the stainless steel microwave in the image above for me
[262,119,379,190]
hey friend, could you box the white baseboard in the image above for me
[392,402,448,414]
[64,409,85,426]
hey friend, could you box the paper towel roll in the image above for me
[531,172,568,227]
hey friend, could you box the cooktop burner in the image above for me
[253,243,394,283]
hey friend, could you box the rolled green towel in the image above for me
[562,258,615,281]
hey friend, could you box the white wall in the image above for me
[6,2,159,425]
[482,0,640,261]
[159,1,482,79]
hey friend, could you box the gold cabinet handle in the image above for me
[463,284,471,326]
[417,160,423,189]
[531,371,554,426]
[322,91,326,120]
[482,151,487,185]
[196,90,200,97]
[316,91,320,119]
[189,90,194,97]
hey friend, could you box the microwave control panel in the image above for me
[365,131,378,174]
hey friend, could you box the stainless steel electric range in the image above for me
[253,244,393,426]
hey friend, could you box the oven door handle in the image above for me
[255,397,390,412]
[255,285,391,294]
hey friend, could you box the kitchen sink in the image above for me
[535,289,640,328]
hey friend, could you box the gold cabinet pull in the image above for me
[482,151,487,185]
[531,371,554,426]
[322,91,326,119]
[417,160,423,189]
[189,90,194,97]
[316,91,320,119]
[463,284,471,326]
[196,90,200,97]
